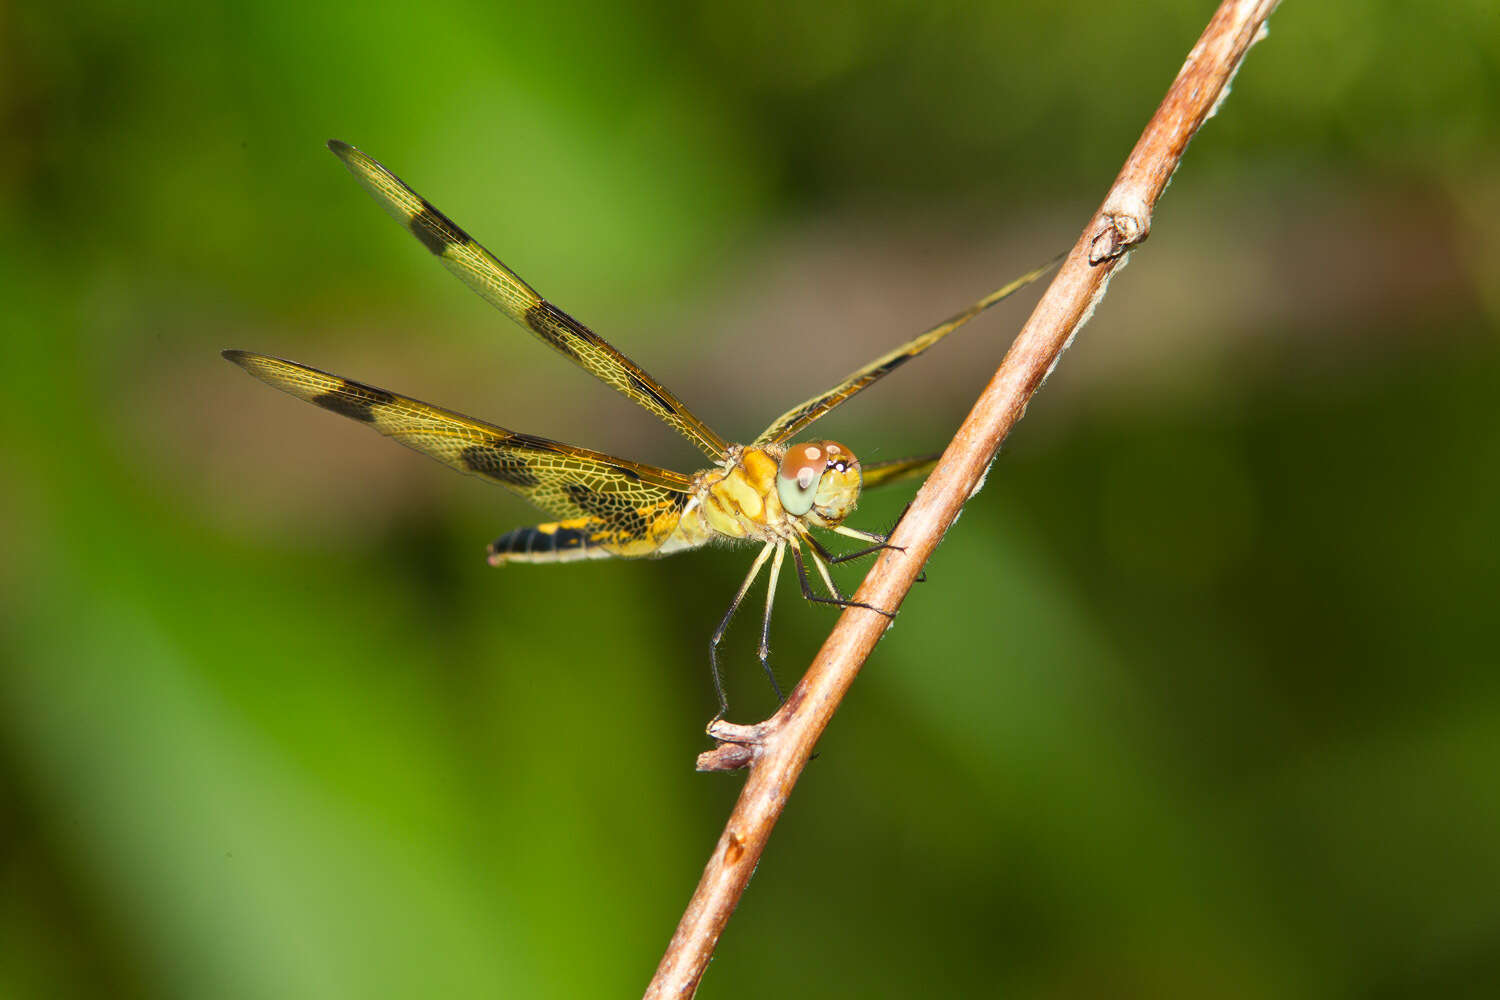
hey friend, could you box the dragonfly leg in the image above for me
[709,542,776,719]
[815,527,893,566]
[791,539,895,619]
[758,544,788,703]
[828,516,925,582]
[831,524,890,546]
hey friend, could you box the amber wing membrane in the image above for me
[327,140,729,461]
[223,351,691,556]
[753,258,1057,446]
[860,454,941,490]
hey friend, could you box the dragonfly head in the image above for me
[777,440,862,525]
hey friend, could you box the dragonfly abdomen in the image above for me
[487,522,619,565]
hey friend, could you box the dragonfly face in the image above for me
[226,141,1052,719]
[777,441,860,526]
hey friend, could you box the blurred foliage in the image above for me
[2,1,1498,997]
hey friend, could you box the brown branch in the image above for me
[644,2,1281,996]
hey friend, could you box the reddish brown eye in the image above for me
[777,441,859,517]
[785,445,825,484]
[777,443,829,515]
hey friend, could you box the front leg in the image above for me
[827,512,925,582]
[791,541,895,619]
[818,528,895,566]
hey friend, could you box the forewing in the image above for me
[223,350,691,556]
[753,258,1057,445]
[327,140,729,460]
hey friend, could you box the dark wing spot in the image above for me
[409,201,468,255]
[564,484,649,538]
[628,372,674,414]
[507,432,568,455]
[311,380,395,423]
[611,465,642,482]
[563,484,614,518]
[524,301,586,361]
[460,445,541,487]
[777,401,823,435]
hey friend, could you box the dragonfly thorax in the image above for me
[687,442,863,545]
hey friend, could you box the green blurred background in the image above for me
[3,1,1498,996]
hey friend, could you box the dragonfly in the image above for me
[226,141,1050,716]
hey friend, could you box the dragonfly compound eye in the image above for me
[777,443,826,515]
[777,441,860,519]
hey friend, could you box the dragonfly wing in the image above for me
[327,141,729,461]
[752,258,1057,446]
[224,351,691,558]
[860,453,940,490]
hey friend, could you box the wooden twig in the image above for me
[644,2,1281,996]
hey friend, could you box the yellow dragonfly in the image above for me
[226,141,1049,715]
